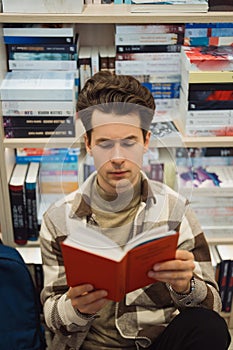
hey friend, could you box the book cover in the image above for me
[0,71,76,101]
[25,162,40,241]
[8,163,29,245]
[61,223,179,302]
[181,46,233,71]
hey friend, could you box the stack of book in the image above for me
[115,24,184,118]
[0,70,76,138]
[3,24,79,71]
[184,22,233,47]
[179,45,233,136]
[130,0,209,13]
[210,244,233,313]
[0,24,79,139]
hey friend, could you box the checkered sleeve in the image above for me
[39,209,93,341]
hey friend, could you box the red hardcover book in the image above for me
[61,223,179,302]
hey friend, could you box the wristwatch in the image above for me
[167,276,195,296]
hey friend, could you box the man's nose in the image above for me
[110,143,125,162]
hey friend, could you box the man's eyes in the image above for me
[97,139,137,149]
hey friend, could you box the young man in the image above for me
[40,71,231,350]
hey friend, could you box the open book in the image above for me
[61,223,179,302]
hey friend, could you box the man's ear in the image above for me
[84,134,92,155]
[144,131,151,153]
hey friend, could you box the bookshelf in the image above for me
[0,6,232,326]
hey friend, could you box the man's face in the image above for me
[84,109,150,194]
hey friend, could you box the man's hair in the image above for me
[76,71,156,142]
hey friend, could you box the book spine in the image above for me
[16,154,78,164]
[185,126,227,137]
[115,52,181,62]
[1,100,74,116]
[1,88,75,101]
[188,82,233,91]
[185,36,233,46]
[142,82,181,92]
[3,26,74,37]
[185,23,233,29]
[26,185,39,241]
[116,44,181,54]
[3,116,74,128]
[186,109,232,119]
[8,43,77,53]
[8,51,77,60]
[4,126,75,138]
[8,59,77,70]
[115,33,179,46]
[186,116,230,126]
[4,36,75,45]
[9,184,28,245]
[182,69,233,84]
[188,90,233,101]
[188,100,233,110]
[218,260,231,306]
[115,61,180,75]
[222,261,233,312]
[116,24,185,34]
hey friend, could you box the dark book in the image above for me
[188,83,233,92]
[25,162,40,241]
[209,0,233,11]
[188,100,233,110]
[216,245,233,312]
[188,90,233,102]
[3,116,74,128]
[4,125,75,138]
[116,44,182,54]
[4,36,75,45]
[8,43,78,54]
[9,164,29,245]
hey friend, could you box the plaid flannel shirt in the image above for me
[40,171,222,350]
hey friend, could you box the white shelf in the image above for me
[0,5,232,24]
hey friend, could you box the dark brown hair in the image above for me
[76,71,156,142]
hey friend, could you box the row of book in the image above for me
[210,244,233,313]
[9,147,79,244]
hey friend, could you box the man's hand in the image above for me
[67,284,108,314]
[148,249,195,294]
